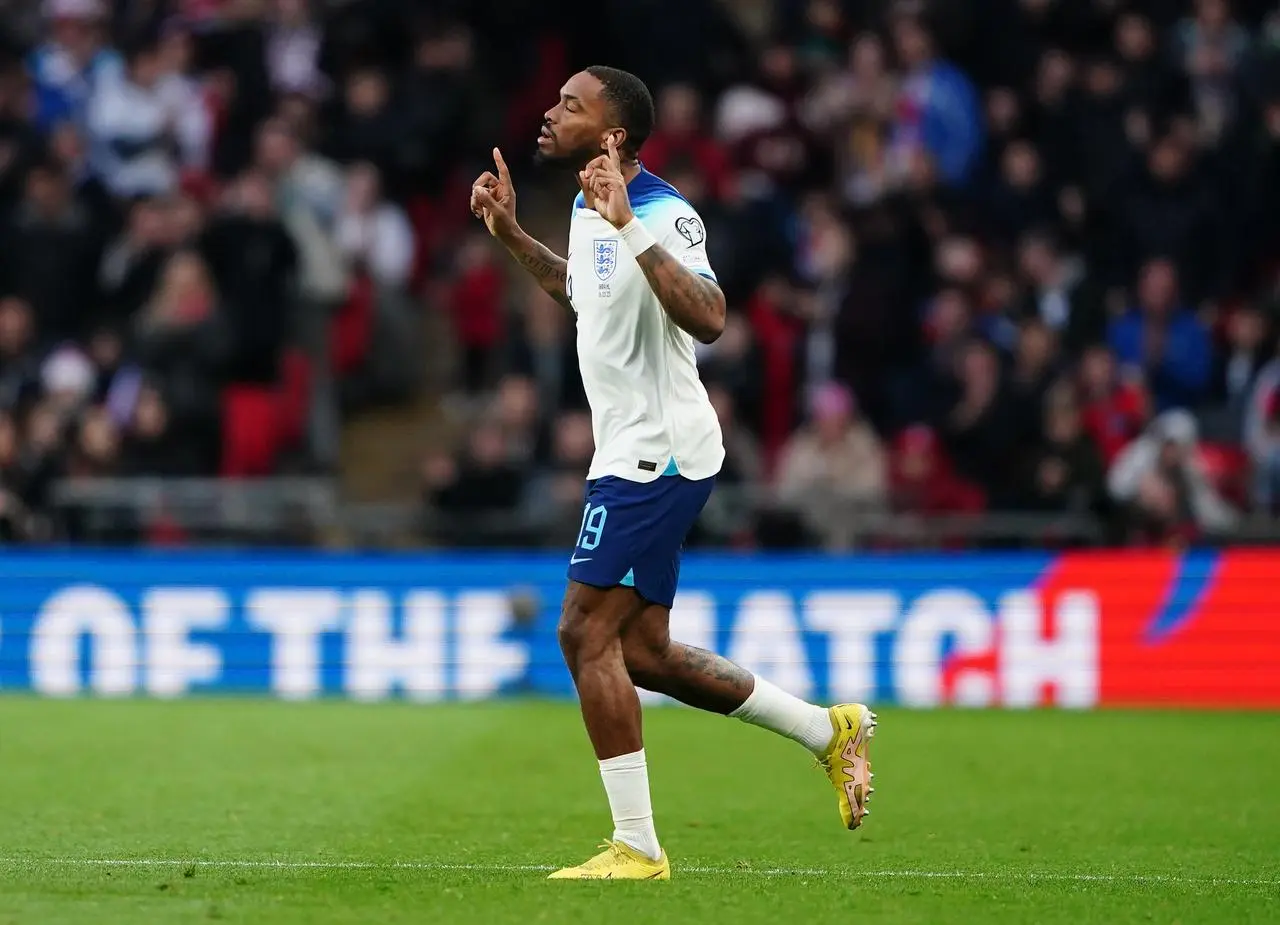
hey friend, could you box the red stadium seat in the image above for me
[220,349,313,477]
[330,274,375,378]
[1196,442,1250,508]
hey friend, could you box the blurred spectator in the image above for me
[0,296,40,409]
[254,117,347,303]
[1116,133,1226,300]
[87,33,207,198]
[804,32,897,204]
[423,419,527,526]
[939,339,1016,501]
[1022,386,1106,514]
[1207,305,1269,441]
[27,0,121,132]
[132,250,229,473]
[506,282,583,420]
[491,374,544,469]
[1173,0,1249,143]
[642,84,732,201]
[326,65,403,187]
[1108,258,1211,411]
[889,424,985,516]
[1016,229,1104,352]
[0,158,101,344]
[202,170,297,383]
[886,11,984,187]
[776,382,886,549]
[1108,408,1238,542]
[335,162,414,290]
[265,0,327,99]
[447,232,505,396]
[1079,343,1150,465]
[120,382,198,476]
[99,195,169,324]
[1007,319,1060,446]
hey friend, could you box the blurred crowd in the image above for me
[0,0,512,540]
[425,0,1280,550]
[4,0,1280,549]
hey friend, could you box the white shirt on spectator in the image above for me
[335,203,415,289]
[88,73,207,197]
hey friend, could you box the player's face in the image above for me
[536,72,615,168]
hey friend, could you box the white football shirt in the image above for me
[566,168,725,483]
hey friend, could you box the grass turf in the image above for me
[0,699,1277,924]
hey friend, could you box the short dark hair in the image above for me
[585,65,655,158]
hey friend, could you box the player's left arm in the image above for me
[631,242,726,345]
[587,143,726,344]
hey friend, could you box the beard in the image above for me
[534,139,600,171]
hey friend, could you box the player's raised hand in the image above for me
[586,138,633,229]
[471,148,518,240]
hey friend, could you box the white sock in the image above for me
[730,675,833,754]
[598,749,662,861]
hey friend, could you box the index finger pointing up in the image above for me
[606,136,621,168]
[493,147,510,183]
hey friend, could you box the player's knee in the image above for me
[557,597,606,664]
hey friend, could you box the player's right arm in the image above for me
[470,148,572,311]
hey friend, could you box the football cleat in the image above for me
[547,840,671,880]
[819,703,876,830]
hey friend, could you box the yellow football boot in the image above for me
[819,703,877,830]
[547,841,671,880]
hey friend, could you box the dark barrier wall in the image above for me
[0,551,1276,707]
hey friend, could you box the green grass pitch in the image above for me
[1,699,1277,924]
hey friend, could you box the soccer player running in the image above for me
[470,66,875,881]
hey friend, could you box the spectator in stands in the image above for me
[326,66,404,188]
[1,158,101,344]
[64,404,119,479]
[492,374,545,469]
[254,118,347,305]
[641,84,732,201]
[132,250,228,473]
[886,11,983,188]
[446,232,505,397]
[1208,305,1270,441]
[940,339,1016,502]
[335,162,414,290]
[506,283,583,420]
[1173,0,1249,143]
[87,34,203,199]
[1022,385,1106,514]
[803,31,898,205]
[1109,258,1212,411]
[1007,318,1060,446]
[202,170,297,384]
[986,139,1056,245]
[27,0,121,132]
[1016,229,1104,352]
[265,0,327,100]
[1108,408,1237,542]
[0,297,40,409]
[423,420,528,544]
[120,383,197,476]
[40,344,94,417]
[99,195,169,325]
[1078,343,1150,466]
[776,381,887,549]
[1117,133,1226,301]
[889,423,985,516]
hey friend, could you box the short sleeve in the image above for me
[643,197,718,283]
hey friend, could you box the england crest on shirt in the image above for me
[593,238,618,281]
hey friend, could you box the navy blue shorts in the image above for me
[566,473,715,608]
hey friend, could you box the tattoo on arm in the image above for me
[508,234,572,310]
[634,244,726,343]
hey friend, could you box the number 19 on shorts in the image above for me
[576,503,608,551]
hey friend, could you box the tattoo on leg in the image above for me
[673,644,755,693]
